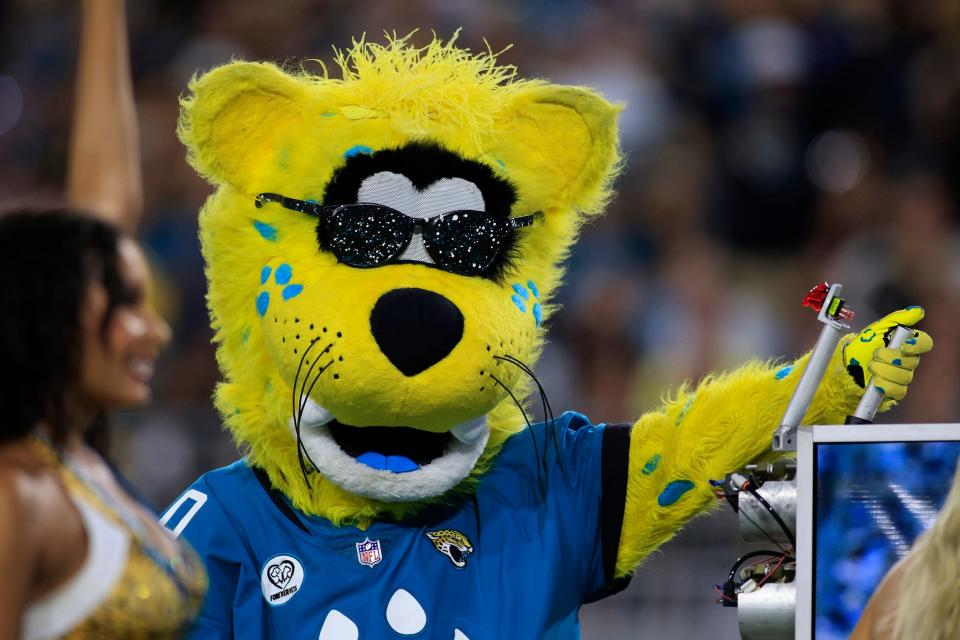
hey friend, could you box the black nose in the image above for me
[370,288,464,376]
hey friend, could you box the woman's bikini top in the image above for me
[22,440,207,639]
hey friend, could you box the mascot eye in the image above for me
[419,210,522,276]
[256,193,541,277]
[323,204,415,268]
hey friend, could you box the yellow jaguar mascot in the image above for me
[163,35,932,639]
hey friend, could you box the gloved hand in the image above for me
[843,307,933,400]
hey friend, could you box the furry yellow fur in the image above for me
[615,339,863,576]
[180,34,621,525]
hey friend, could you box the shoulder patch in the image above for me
[425,529,474,568]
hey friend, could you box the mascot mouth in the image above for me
[328,421,452,473]
[290,398,490,501]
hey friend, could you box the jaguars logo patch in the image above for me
[425,529,474,568]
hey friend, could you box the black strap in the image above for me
[592,422,632,600]
[252,466,311,535]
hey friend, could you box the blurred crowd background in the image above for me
[2,0,959,637]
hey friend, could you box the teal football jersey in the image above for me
[163,413,630,639]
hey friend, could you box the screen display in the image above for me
[814,441,960,639]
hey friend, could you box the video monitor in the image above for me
[796,424,960,640]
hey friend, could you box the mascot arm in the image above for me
[613,337,862,577]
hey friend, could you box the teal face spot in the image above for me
[275,263,293,285]
[277,146,291,170]
[658,480,695,507]
[344,144,373,158]
[905,338,917,345]
[875,386,886,395]
[511,280,542,325]
[675,395,695,426]
[642,454,661,476]
[320,112,336,118]
[253,220,278,241]
[774,365,793,380]
[240,326,251,343]
[849,357,860,366]
[282,284,304,300]
[256,292,270,317]
[892,358,902,366]
[859,328,876,343]
[257,265,304,312]
[495,158,506,169]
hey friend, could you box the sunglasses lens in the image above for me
[324,205,412,267]
[424,211,509,276]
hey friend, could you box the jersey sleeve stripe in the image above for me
[598,422,632,590]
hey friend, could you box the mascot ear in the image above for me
[178,61,307,189]
[496,85,621,213]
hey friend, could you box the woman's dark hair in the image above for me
[0,209,128,449]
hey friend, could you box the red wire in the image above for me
[755,555,787,589]
[744,555,773,571]
[713,586,736,604]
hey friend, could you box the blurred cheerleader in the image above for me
[0,1,206,638]
[852,454,960,640]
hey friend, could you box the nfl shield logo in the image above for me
[355,537,382,568]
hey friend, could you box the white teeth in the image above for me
[450,416,488,445]
[129,358,154,381]
[289,396,335,429]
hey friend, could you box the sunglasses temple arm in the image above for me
[511,212,544,228]
[255,193,321,216]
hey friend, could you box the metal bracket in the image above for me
[772,284,851,451]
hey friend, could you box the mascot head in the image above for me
[180,34,620,525]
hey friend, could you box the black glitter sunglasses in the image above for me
[255,192,542,276]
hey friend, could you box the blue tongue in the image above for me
[355,452,419,474]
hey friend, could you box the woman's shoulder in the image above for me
[0,434,49,462]
[850,556,913,640]
[0,437,59,488]
[0,442,48,567]
[0,438,46,489]
[0,439,74,541]
[0,439,90,599]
